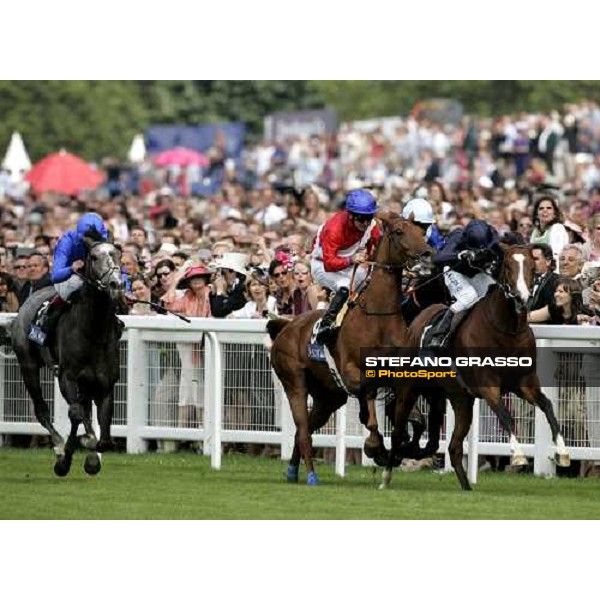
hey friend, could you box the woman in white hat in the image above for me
[209,252,248,317]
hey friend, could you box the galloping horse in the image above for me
[11,235,125,476]
[384,245,570,491]
[267,212,432,484]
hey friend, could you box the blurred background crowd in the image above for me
[2,96,600,324]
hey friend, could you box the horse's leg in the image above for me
[19,364,65,454]
[480,388,528,467]
[281,372,312,484]
[79,402,98,450]
[80,401,102,476]
[380,386,418,490]
[95,391,115,453]
[359,388,388,466]
[517,375,570,467]
[419,390,446,458]
[54,378,82,477]
[447,398,473,491]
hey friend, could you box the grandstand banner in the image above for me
[411,99,463,125]
[264,109,338,142]
[146,123,246,158]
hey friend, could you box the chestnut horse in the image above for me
[383,245,570,491]
[267,212,432,485]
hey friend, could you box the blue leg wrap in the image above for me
[307,471,320,486]
[287,464,299,482]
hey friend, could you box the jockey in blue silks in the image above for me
[427,218,501,348]
[38,212,109,336]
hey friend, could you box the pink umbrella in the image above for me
[154,147,209,168]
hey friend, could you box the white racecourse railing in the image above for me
[1,314,600,482]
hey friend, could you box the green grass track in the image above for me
[1,449,599,519]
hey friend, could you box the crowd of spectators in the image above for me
[3,99,600,467]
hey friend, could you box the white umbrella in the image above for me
[2,131,32,180]
[127,133,146,164]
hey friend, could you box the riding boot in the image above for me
[39,295,68,339]
[316,287,349,344]
[429,309,468,349]
[428,309,455,349]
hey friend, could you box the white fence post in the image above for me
[275,371,294,461]
[467,397,480,485]
[126,328,148,453]
[335,402,347,477]
[205,332,222,470]
[534,338,556,477]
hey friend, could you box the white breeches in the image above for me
[310,260,368,292]
[444,269,495,313]
[54,274,84,300]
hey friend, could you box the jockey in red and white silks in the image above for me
[310,192,382,292]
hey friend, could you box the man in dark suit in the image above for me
[18,251,53,307]
[528,243,559,311]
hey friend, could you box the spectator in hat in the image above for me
[209,252,248,317]
[163,264,215,430]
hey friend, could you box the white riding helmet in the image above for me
[402,198,435,224]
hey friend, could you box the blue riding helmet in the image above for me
[76,213,108,240]
[464,219,495,249]
[345,189,377,215]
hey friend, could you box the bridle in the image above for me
[81,242,123,293]
[357,221,432,316]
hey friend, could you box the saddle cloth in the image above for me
[28,300,52,346]
[307,319,349,393]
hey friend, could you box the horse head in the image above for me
[375,211,433,275]
[498,244,535,313]
[83,237,125,302]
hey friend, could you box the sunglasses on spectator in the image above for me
[14,264,27,270]
[156,270,172,278]
[272,271,286,278]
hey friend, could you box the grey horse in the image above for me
[10,237,125,476]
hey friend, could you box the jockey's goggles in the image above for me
[350,212,372,223]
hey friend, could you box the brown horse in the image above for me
[384,245,570,491]
[267,212,432,485]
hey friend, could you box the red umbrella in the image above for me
[154,146,209,168]
[24,149,104,195]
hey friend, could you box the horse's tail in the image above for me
[0,319,15,350]
[266,318,291,341]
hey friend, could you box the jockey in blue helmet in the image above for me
[426,218,501,348]
[37,213,109,337]
[310,189,381,343]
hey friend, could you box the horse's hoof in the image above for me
[307,471,320,486]
[54,456,72,477]
[84,453,102,476]
[510,455,528,467]
[555,453,571,468]
[286,465,299,483]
